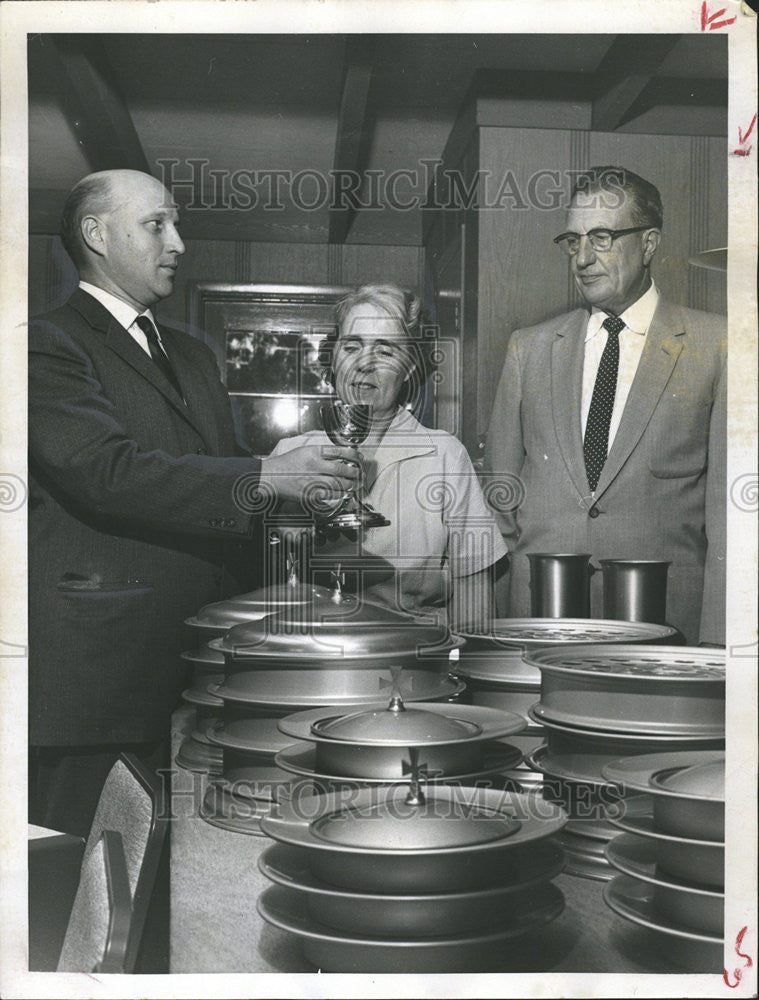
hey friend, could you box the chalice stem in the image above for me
[318,401,390,530]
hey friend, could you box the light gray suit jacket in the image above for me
[484,297,726,644]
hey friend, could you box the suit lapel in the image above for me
[159,324,225,447]
[551,310,590,502]
[70,290,211,441]
[594,298,685,498]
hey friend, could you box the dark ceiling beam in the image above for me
[467,68,595,103]
[45,34,150,174]
[591,34,682,132]
[614,76,729,129]
[328,36,377,245]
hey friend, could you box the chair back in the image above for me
[57,754,168,973]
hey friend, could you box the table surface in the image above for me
[169,707,719,976]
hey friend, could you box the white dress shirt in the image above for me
[580,281,660,447]
[79,281,164,356]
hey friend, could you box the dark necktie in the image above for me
[583,314,624,493]
[134,315,184,402]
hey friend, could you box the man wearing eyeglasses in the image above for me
[484,166,726,645]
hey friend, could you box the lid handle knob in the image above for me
[387,664,406,713]
[330,564,346,604]
[403,747,427,806]
[285,550,299,588]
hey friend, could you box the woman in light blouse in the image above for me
[269,283,506,628]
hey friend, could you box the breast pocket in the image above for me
[646,394,712,479]
[58,585,155,623]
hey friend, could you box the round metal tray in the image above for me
[185,582,336,633]
[181,643,226,667]
[605,795,724,888]
[527,646,724,737]
[217,666,458,700]
[526,644,725,679]
[200,781,277,836]
[602,751,725,796]
[528,748,621,823]
[602,751,725,841]
[213,764,297,801]
[527,746,610,785]
[452,655,540,688]
[259,841,565,937]
[214,606,462,664]
[457,618,677,647]
[605,833,723,935]
[501,772,545,796]
[556,827,614,881]
[186,594,318,632]
[184,617,233,635]
[564,816,617,841]
[603,874,723,945]
[501,732,548,757]
[207,717,301,755]
[465,687,541,728]
[529,706,725,756]
[212,672,465,708]
[257,883,564,973]
[279,701,524,744]
[275,741,523,786]
[175,736,222,775]
[261,786,566,892]
[181,686,223,709]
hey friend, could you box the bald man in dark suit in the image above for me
[28,169,358,838]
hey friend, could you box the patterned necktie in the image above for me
[583,314,624,493]
[134,315,184,401]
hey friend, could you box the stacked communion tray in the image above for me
[257,769,568,973]
[274,686,527,788]
[195,587,465,834]
[178,575,331,773]
[523,646,725,879]
[452,619,679,793]
[602,751,725,970]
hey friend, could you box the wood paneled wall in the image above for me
[427,126,727,450]
[28,236,426,328]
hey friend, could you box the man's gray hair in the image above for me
[570,166,663,230]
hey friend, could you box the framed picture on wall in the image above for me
[188,281,438,455]
[187,283,350,454]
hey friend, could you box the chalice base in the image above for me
[317,496,391,531]
[324,507,391,530]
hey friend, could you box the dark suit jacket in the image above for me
[484,297,726,644]
[29,289,262,745]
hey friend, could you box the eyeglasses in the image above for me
[553,226,652,256]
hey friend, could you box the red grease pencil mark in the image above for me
[732,113,757,157]
[701,2,738,30]
[738,116,757,146]
[723,926,753,988]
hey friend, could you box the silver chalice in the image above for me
[318,400,390,531]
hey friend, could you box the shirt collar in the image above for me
[585,281,659,342]
[365,406,437,469]
[79,281,157,334]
